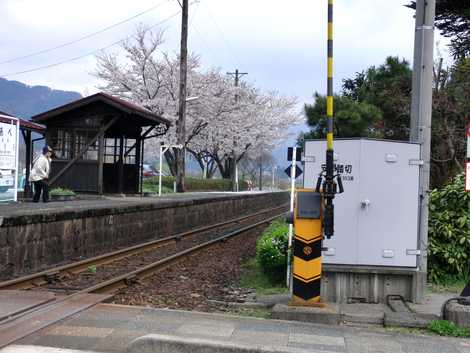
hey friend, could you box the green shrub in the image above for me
[50,187,76,196]
[144,176,248,192]
[256,219,289,282]
[428,320,470,337]
[428,173,470,284]
[142,180,173,194]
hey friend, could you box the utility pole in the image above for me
[176,0,189,192]
[227,69,248,191]
[410,0,436,276]
[259,153,263,191]
[227,69,248,100]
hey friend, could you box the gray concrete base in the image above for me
[446,301,470,327]
[272,304,341,325]
[272,301,440,328]
[341,304,385,325]
[272,303,383,326]
[257,294,290,307]
[127,334,311,353]
[322,265,426,304]
[384,312,433,329]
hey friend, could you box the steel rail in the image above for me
[0,205,287,290]
[0,210,285,328]
[83,212,284,294]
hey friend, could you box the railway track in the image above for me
[0,205,286,347]
[0,205,287,291]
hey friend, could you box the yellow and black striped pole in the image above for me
[290,0,337,306]
[327,0,334,153]
[323,0,336,239]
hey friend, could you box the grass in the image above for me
[145,176,248,192]
[87,265,97,274]
[142,181,173,194]
[239,258,288,296]
[426,273,469,294]
[385,326,429,336]
[385,320,470,339]
[427,320,470,337]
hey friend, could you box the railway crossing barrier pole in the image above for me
[287,0,343,305]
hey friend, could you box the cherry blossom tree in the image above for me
[95,26,211,175]
[95,27,303,182]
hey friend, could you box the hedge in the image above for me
[428,173,470,283]
[144,176,248,192]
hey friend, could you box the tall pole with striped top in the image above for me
[327,0,334,153]
[289,0,337,307]
[323,0,336,239]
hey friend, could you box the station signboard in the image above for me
[0,116,19,202]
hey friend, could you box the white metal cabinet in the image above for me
[304,139,361,265]
[303,139,420,267]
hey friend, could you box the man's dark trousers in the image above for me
[33,180,49,202]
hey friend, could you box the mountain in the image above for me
[0,78,81,118]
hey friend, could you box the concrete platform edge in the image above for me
[127,334,311,353]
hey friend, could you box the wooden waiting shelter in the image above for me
[31,93,170,194]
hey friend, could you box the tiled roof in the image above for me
[31,92,171,126]
[0,114,45,133]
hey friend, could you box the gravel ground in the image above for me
[109,224,267,313]
[33,211,279,296]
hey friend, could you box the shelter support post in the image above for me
[23,130,32,197]
[97,131,105,195]
[118,136,124,194]
[135,137,141,194]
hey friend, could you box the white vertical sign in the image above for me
[0,116,19,201]
[0,121,17,169]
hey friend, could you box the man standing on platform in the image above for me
[29,146,53,203]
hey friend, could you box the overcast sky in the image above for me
[0,0,450,108]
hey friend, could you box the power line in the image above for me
[205,4,241,68]
[0,11,181,78]
[0,0,171,65]
[187,2,222,64]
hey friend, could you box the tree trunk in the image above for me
[230,156,237,191]
[215,155,231,178]
[207,160,217,178]
[164,150,177,176]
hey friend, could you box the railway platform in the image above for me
[0,192,264,220]
[1,303,468,353]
